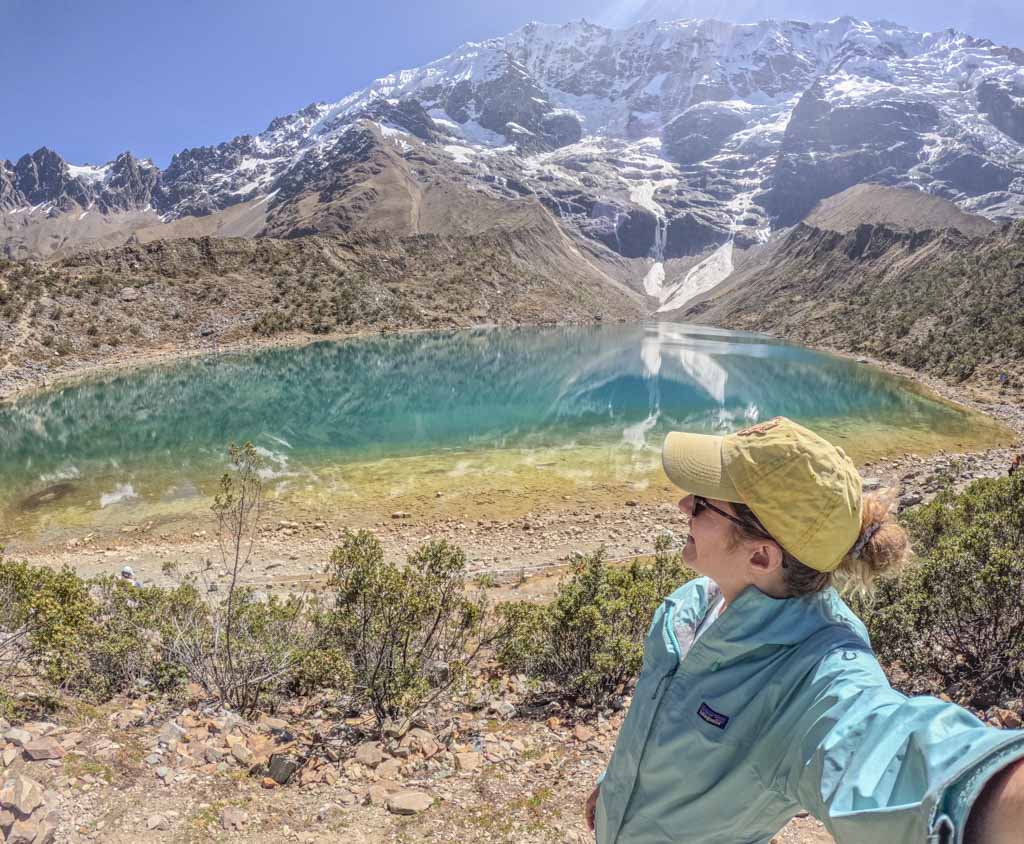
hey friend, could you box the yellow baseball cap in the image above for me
[661,417,862,572]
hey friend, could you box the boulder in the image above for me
[220,806,249,831]
[455,751,482,772]
[268,753,300,785]
[3,729,31,748]
[231,743,254,767]
[0,775,44,816]
[354,741,384,767]
[157,720,186,745]
[387,790,433,815]
[22,738,64,762]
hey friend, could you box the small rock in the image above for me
[995,708,1023,729]
[387,790,433,815]
[220,806,249,831]
[112,709,147,730]
[455,751,482,773]
[268,753,300,785]
[23,738,65,761]
[354,742,384,767]
[367,783,390,806]
[573,724,595,743]
[147,814,169,831]
[391,511,410,519]
[377,758,403,780]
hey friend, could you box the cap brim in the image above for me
[662,431,742,502]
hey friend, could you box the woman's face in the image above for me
[678,494,759,597]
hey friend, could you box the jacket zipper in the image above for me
[651,665,678,699]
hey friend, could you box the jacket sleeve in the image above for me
[765,646,1024,844]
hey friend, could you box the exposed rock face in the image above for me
[662,103,748,164]
[0,147,159,216]
[100,152,160,212]
[157,134,265,216]
[762,85,942,225]
[977,78,1024,144]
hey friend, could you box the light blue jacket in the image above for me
[595,577,1024,844]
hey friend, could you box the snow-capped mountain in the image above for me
[3,15,1024,307]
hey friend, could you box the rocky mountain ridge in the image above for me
[3,15,1024,317]
[671,216,1024,389]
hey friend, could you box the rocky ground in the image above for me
[0,670,843,844]
[4,662,1022,844]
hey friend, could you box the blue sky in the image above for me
[3,0,1023,168]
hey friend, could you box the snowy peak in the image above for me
[0,147,159,215]
[2,14,1024,271]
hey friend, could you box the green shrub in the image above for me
[0,554,174,700]
[0,555,95,689]
[855,472,1024,708]
[497,537,694,708]
[324,530,490,727]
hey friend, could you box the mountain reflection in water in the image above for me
[0,323,999,494]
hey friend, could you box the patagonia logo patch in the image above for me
[697,702,729,730]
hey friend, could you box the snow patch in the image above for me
[657,241,735,312]
[67,163,110,183]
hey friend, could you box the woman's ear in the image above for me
[748,540,785,576]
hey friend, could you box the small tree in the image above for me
[162,442,317,714]
[325,530,491,728]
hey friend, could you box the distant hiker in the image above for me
[1010,453,1022,476]
[120,565,141,587]
[587,417,1024,843]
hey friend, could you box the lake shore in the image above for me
[2,320,1021,591]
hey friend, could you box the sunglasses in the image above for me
[691,495,773,541]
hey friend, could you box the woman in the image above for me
[585,417,1024,843]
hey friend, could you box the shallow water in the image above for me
[0,323,1012,541]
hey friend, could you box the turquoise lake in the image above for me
[0,323,1011,541]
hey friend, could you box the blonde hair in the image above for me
[728,493,911,597]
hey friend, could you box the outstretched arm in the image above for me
[964,758,1024,844]
[768,646,1024,843]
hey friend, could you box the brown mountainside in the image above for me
[673,220,1024,389]
[803,183,999,237]
[0,222,643,397]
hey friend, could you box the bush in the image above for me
[324,530,491,727]
[497,537,694,708]
[160,574,322,714]
[0,555,96,690]
[0,554,176,700]
[855,472,1024,708]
